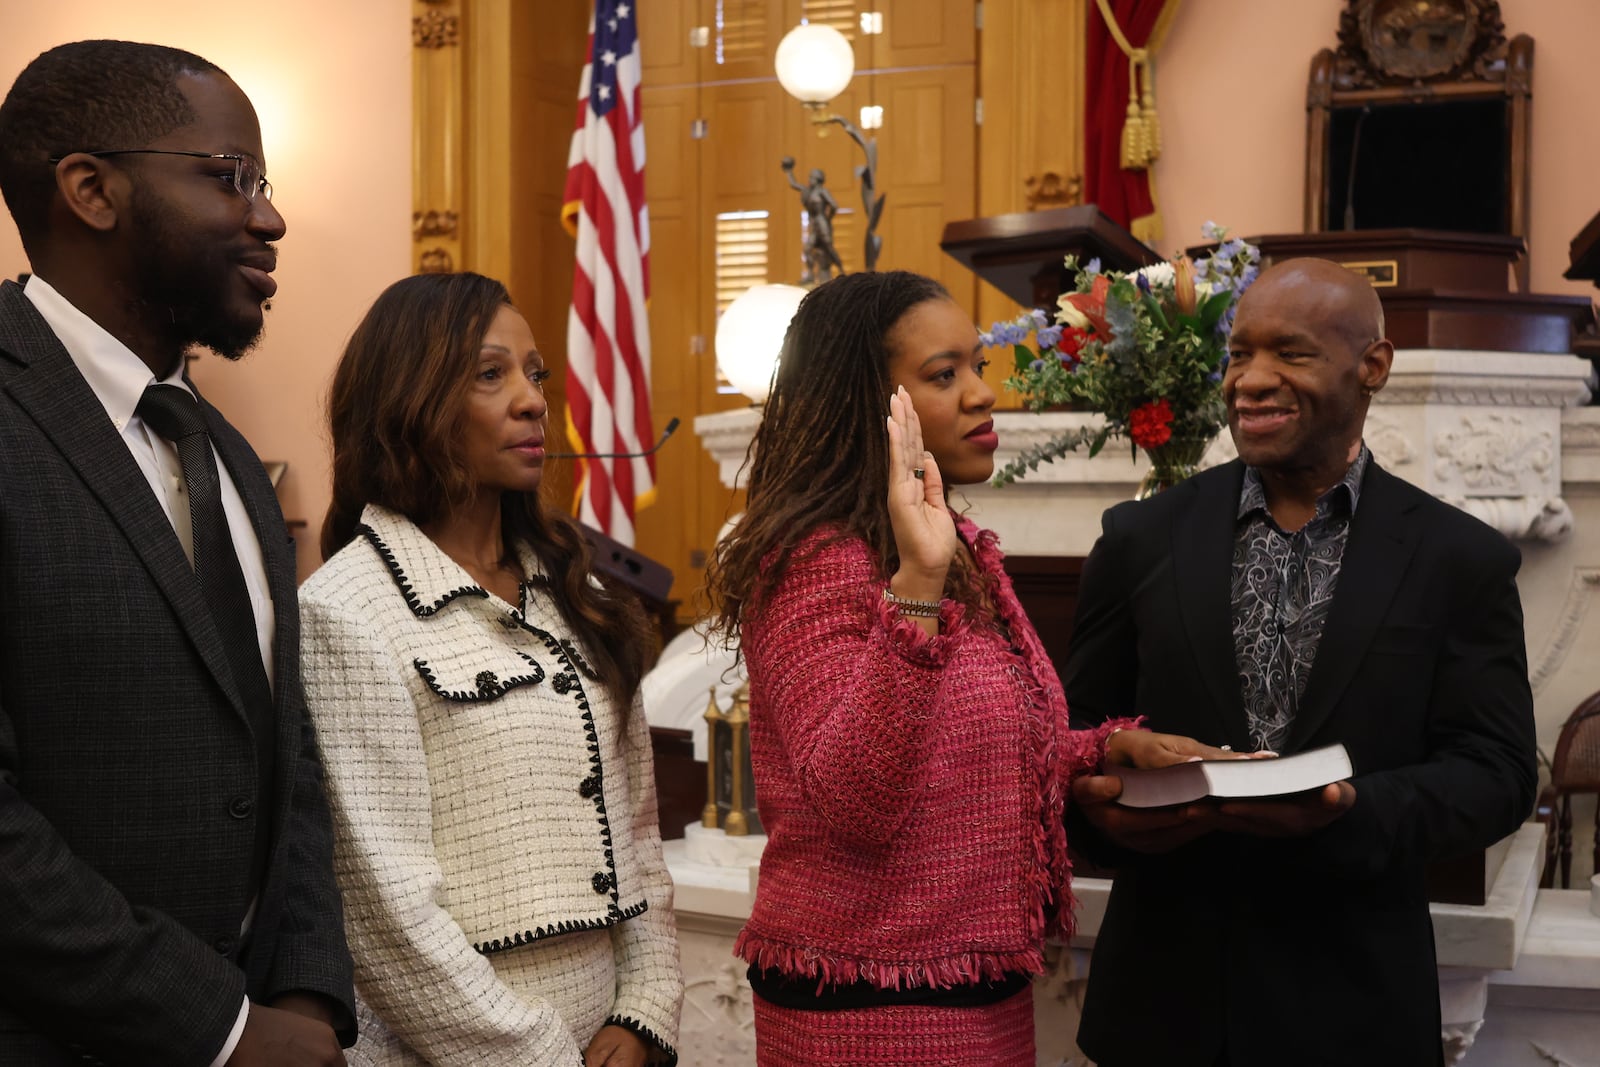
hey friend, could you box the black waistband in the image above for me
[747,966,1030,1012]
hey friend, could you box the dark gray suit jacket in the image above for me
[1066,459,1537,1067]
[0,280,355,1064]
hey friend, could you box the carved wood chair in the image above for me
[1539,689,1600,888]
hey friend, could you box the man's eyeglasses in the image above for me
[46,149,273,203]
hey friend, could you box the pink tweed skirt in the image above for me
[752,986,1035,1067]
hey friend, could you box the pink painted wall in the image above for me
[0,3,413,579]
[1153,0,1600,300]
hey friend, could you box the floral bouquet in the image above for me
[984,223,1261,489]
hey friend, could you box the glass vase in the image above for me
[1136,435,1212,499]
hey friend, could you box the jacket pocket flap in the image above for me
[413,649,545,702]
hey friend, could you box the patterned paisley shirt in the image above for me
[1231,446,1371,752]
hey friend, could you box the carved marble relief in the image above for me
[1434,412,1555,497]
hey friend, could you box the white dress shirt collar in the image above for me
[22,273,190,429]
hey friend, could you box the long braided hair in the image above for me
[703,270,987,647]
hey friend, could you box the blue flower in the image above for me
[1037,324,1064,349]
[1085,257,1102,275]
[1135,272,1152,295]
[979,330,996,346]
[1201,220,1224,241]
[1207,370,1223,383]
[1029,307,1048,326]
[1029,358,1047,372]
[1216,238,1245,263]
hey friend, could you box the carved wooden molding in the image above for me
[1024,171,1083,212]
[413,10,460,49]
[419,247,455,273]
[1332,0,1508,89]
[412,209,460,241]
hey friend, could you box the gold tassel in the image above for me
[1121,98,1145,170]
[1140,58,1161,163]
[1096,0,1181,173]
[1122,50,1150,170]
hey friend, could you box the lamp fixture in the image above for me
[774,21,886,272]
[714,283,807,404]
[774,23,855,107]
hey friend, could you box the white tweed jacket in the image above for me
[300,504,681,1064]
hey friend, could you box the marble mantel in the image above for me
[694,348,1595,552]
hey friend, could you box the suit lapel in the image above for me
[1170,462,1253,751]
[1286,462,1422,752]
[0,284,249,724]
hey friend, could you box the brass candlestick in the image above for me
[701,686,721,829]
[724,683,751,836]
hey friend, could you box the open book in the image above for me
[1112,743,1353,809]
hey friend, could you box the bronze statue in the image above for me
[782,157,845,286]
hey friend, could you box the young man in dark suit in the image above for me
[1065,258,1537,1066]
[0,41,353,1065]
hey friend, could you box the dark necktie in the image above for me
[136,383,276,893]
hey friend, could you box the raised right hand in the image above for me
[885,386,956,596]
[226,1004,345,1067]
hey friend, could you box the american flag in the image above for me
[562,0,655,544]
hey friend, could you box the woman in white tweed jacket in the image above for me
[300,272,682,1066]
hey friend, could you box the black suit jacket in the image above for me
[0,281,355,1065]
[1066,459,1537,1067]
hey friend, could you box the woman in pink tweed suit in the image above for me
[704,271,1228,1065]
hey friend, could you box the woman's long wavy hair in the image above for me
[703,270,982,646]
[322,271,651,707]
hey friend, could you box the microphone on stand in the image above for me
[546,417,680,460]
[1341,105,1372,231]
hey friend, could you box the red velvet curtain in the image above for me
[1084,0,1170,241]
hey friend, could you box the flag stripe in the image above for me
[564,0,653,544]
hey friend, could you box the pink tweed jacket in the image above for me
[734,519,1132,991]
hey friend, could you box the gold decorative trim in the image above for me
[413,209,461,241]
[419,247,455,273]
[413,11,460,49]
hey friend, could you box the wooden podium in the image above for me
[1565,209,1600,286]
[1233,230,1594,354]
[939,204,1160,310]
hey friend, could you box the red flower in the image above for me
[1129,398,1174,449]
[1058,274,1113,337]
[1056,326,1090,365]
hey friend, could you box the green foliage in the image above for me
[982,230,1262,487]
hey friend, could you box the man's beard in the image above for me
[127,188,267,362]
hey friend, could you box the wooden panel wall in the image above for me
[632,0,981,617]
[976,0,1090,401]
[416,0,1086,623]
